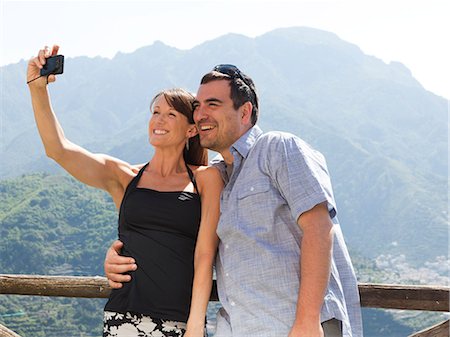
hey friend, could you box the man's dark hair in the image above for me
[200,70,259,125]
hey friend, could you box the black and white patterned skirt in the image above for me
[103,311,186,337]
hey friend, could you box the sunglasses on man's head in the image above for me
[213,64,244,79]
[212,64,256,100]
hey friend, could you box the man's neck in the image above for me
[219,125,253,164]
[220,149,234,165]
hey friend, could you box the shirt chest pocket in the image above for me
[235,179,275,231]
[237,180,271,201]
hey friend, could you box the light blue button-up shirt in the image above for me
[212,126,363,337]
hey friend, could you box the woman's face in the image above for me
[148,95,194,149]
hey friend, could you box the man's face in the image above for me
[193,80,242,153]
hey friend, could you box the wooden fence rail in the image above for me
[1,274,448,312]
[0,274,449,337]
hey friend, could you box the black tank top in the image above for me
[104,163,201,322]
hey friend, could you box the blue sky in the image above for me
[1,0,448,98]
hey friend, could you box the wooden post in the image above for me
[0,274,111,298]
[408,319,449,337]
[1,274,449,337]
[0,274,219,300]
[358,283,450,312]
[0,323,22,337]
[1,276,449,311]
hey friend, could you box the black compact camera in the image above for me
[40,55,64,76]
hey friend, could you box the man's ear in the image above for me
[240,101,253,125]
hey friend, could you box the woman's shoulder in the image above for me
[190,165,223,186]
[132,162,147,173]
[99,158,141,204]
[190,164,218,173]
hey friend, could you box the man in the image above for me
[105,65,363,337]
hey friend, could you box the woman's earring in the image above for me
[186,139,190,151]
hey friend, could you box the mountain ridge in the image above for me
[1,26,447,265]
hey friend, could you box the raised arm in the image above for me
[185,166,223,337]
[27,46,134,205]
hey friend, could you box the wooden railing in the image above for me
[0,274,448,337]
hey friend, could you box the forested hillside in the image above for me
[0,174,447,336]
[0,174,117,276]
[2,27,447,265]
[1,26,447,336]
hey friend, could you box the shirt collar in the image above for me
[210,125,263,182]
[231,125,263,159]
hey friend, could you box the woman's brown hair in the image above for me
[150,88,208,166]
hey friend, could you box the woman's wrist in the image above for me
[28,81,48,92]
[186,320,205,331]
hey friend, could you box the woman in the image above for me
[27,45,222,337]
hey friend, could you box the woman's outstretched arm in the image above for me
[27,45,134,205]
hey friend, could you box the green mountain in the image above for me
[0,26,448,336]
[1,27,447,265]
[0,174,446,336]
[0,174,115,336]
[0,174,117,275]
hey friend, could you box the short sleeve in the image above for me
[265,132,337,222]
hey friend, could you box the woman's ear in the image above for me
[186,124,198,138]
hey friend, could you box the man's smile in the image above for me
[198,124,217,132]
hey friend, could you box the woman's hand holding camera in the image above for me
[27,45,59,86]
